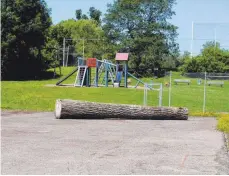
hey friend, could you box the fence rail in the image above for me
[184,72,229,80]
[169,72,229,113]
[144,71,228,113]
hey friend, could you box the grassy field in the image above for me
[1,67,229,115]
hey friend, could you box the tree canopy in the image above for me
[180,42,229,73]
[75,7,102,25]
[103,0,179,75]
[1,0,51,80]
[3,0,227,81]
[47,19,105,59]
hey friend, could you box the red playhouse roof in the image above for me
[115,53,129,61]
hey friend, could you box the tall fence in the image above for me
[164,72,229,113]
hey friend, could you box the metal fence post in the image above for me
[159,83,163,107]
[169,71,172,107]
[143,84,146,106]
[203,71,207,113]
[144,84,148,106]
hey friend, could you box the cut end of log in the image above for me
[55,100,62,119]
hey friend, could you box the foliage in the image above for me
[41,34,59,69]
[217,113,229,148]
[217,114,229,133]
[103,0,179,76]
[47,19,106,59]
[1,0,52,80]
[75,9,82,20]
[180,42,229,73]
[75,7,102,25]
[89,7,102,25]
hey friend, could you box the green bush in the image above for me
[179,42,229,73]
[217,114,229,133]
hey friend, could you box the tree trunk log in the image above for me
[55,99,188,120]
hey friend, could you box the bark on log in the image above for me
[55,99,188,120]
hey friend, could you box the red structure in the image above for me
[115,53,129,61]
[86,58,97,67]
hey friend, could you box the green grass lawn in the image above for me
[1,67,229,115]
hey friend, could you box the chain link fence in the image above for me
[166,72,229,113]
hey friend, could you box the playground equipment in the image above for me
[72,58,117,87]
[115,53,129,88]
[55,99,189,120]
[94,59,117,87]
[56,53,154,89]
[56,57,115,87]
[56,67,78,85]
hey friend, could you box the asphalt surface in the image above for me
[1,111,229,175]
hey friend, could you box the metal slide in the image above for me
[127,72,153,90]
[56,67,78,85]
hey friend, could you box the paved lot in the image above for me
[1,111,229,175]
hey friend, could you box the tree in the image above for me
[75,7,102,25]
[176,51,190,69]
[47,19,106,59]
[1,0,52,80]
[81,14,89,20]
[89,7,102,24]
[179,41,229,73]
[103,0,179,75]
[75,9,82,20]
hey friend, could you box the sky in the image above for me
[46,0,229,55]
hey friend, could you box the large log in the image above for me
[55,99,188,120]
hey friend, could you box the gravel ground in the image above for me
[1,111,229,175]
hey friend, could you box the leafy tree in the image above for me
[180,41,229,73]
[75,9,82,20]
[1,0,51,80]
[75,7,101,25]
[41,28,59,70]
[82,14,89,20]
[89,7,102,25]
[47,19,106,60]
[176,51,190,69]
[103,0,179,75]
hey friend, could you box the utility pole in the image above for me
[63,38,65,67]
[190,21,194,58]
[66,46,70,66]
